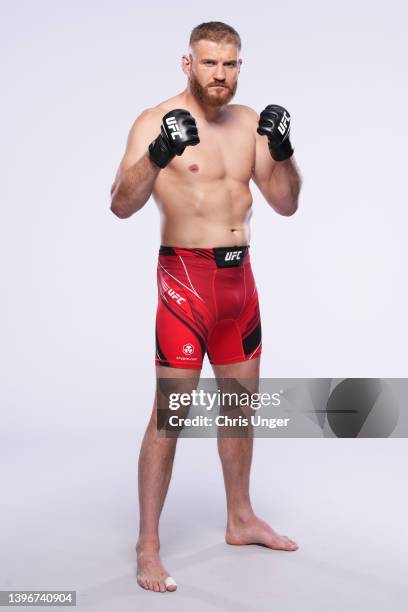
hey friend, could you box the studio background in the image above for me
[1,1,407,610]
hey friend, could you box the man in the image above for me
[111,21,302,593]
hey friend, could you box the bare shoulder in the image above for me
[118,97,184,172]
[126,100,174,146]
[114,106,164,175]
[228,104,259,126]
[151,94,186,114]
[131,95,185,128]
[130,106,163,131]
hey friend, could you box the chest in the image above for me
[169,120,255,182]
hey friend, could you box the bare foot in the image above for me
[226,514,298,551]
[136,545,177,593]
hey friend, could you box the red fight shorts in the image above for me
[155,245,262,369]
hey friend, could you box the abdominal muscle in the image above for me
[153,176,253,248]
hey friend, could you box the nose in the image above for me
[213,63,226,81]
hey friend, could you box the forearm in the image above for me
[267,157,302,216]
[110,152,161,218]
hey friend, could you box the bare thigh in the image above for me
[155,365,202,435]
[211,358,261,431]
[211,357,260,390]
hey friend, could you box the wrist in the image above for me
[268,138,294,162]
[148,134,174,169]
[146,151,163,172]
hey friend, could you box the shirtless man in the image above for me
[110,21,302,593]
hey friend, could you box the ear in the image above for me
[181,54,192,77]
[238,58,243,73]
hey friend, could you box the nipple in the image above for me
[188,164,199,173]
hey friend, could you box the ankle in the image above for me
[136,536,160,555]
[227,507,256,527]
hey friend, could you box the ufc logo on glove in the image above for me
[165,116,182,140]
[278,111,290,136]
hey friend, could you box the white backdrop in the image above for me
[1,2,408,610]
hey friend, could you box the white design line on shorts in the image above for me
[159,262,204,302]
[249,341,262,359]
[178,255,203,301]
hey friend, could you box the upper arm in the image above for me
[111,108,163,192]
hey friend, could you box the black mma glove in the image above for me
[257,105,294,162]
[148,109,200,168]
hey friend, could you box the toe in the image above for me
[165,576,177,592]
[283,535,293,541]
[276,536,295,550]
[137,575,147,590]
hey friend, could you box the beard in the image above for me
[189,73,237,107]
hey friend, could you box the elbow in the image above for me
[110,196,131,219]
[110,181,131,218]
[270,197,298,217]
[281,200,298,217]
[110,190,147,218]
[111,205,130,219]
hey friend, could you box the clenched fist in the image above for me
[149,109,200,169]
[257,104,294,162]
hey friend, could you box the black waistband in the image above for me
[159,245,249,268]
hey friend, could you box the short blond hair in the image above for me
[189,21,241,50]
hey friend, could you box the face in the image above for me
[184,39,241,107]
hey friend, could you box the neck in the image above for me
[181,88,226,122]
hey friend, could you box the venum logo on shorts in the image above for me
[182,343,195,355]
[167,288,186,305]
[225,250,243,261]
[278,111,290,136]
[165,116,182,140]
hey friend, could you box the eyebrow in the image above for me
[200,58,238,64]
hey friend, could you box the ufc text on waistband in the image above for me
[213,246,248,268]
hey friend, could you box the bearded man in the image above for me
[111,20,302,593]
